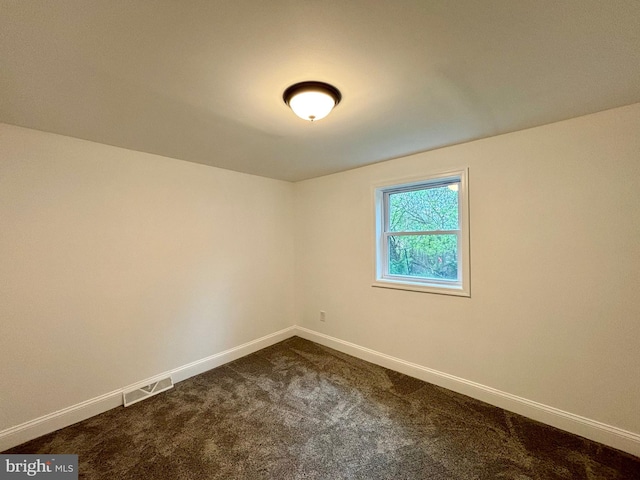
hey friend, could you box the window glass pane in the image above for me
[387,234,458,280]
[388,184,459,232]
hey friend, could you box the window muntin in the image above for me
[374,170,469,296]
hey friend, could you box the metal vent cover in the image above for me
[123,377,173,407]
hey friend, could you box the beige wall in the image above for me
[294,103,640,435]
[2,103,639,444]
[0,124,295,430]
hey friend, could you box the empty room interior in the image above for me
[1,1,640,478]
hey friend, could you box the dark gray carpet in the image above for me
[5,337,640,479]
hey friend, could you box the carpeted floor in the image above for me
[5,336,640,479]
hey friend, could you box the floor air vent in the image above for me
[123,377,174,407]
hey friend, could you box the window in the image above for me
[374,169,470,296]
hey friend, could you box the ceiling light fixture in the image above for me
[283,81,341,122]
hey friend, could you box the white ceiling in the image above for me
[1,1,639,181]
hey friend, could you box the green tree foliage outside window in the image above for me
[387,185,459,281]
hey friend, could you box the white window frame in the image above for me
[373,168,470,297]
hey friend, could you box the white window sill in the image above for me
[372,279,470,297]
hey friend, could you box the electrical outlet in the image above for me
[320,310,326,322]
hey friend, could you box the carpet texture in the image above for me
[5,336,640,479]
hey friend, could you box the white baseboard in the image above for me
[293,326,640,458]
[0,391,123,454]
[3,325,639,458]
[0,326,297,452]
[168,326,296,384]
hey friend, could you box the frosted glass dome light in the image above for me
[283,81,342,122]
